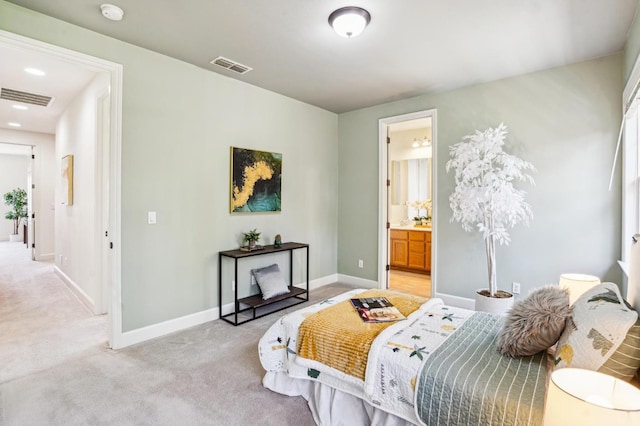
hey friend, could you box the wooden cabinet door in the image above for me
[391,238,408,267]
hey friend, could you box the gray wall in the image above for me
[338,55,623,299]
[0,2,339,332]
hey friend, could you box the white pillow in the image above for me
[251,263,289,300]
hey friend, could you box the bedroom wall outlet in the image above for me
[358,259,364,268]
[512,282,521,294]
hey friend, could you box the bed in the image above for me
[258,285,640,426]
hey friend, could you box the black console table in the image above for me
[218,242,309,325]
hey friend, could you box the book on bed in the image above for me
[350,297,406,323]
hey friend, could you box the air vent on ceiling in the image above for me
[1,88,52,107]
[210,56,253,75]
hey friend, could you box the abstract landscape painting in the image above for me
[230,147,282,213]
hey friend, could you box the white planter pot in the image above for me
[474,289,514,315]
[9,234,21,242]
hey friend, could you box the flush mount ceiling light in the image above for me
[101,4,124,21]
[328,6,371,38]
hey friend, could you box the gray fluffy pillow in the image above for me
[252,263,289,300]
[496,285,572,357]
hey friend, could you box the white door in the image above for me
[27,146,35,260]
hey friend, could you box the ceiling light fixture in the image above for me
[328,6,371,38]
[12,105,28,110]
[101,4,124,21]
[24,67,45,76]
[8,122,21,127]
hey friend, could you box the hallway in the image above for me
[0,241,107,384]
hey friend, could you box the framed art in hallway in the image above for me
[230,147,282,213]
[61,154,73,206]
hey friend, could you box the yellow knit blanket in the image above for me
[297,290,427,381]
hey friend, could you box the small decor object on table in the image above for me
[350,297,406,323]
[274,234,282,248]
[241,228,263,251]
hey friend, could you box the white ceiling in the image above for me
[0,42,98,134]
[2,0,639,134]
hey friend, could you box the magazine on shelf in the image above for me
[350,297,406,323]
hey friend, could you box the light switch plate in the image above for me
[148,211,157,224]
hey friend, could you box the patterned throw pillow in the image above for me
[554,282,640,381]
[496,285,572,357]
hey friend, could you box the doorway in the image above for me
[0,30,123,349]
[378,110,437,298]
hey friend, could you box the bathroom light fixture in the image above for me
[328,6,371,38]
[101,4,124,21]
[412,138,420,148]
[422,136,431,147]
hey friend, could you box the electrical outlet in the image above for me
[358,259,364,268]
[512,282,521,294]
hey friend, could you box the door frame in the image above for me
[0,30,124,349]
[378,109,438,290]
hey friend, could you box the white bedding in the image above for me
[258,289,475,424]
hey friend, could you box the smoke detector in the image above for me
[101,4,124,21]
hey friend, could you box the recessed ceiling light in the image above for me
[8,122,21,127]
[24,67,45,76]
[12,105,28,110]
[101,4,124,21]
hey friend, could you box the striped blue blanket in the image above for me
[415,312,548,426]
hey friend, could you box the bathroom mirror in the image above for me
[390,158,432,206]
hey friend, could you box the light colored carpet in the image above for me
[0,241,356,425]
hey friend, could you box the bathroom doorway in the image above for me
[378,110,437,298]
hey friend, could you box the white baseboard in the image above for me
[120,306,220,348]
[337,273,378,289]
[308,273,339,290]
[434,291,475,310]
[38,253,55,261]
[120,273,340,348]
[54,266,96,314]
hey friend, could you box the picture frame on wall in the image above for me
[230,147,282,213]
[61,154,73,206]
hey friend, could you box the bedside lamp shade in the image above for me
[558,273,600,305]
[544,369,640,425]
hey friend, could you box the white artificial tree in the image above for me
[446,123,535,297]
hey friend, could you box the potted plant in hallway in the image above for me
[446,123,535,314]
[3,188,28,242]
